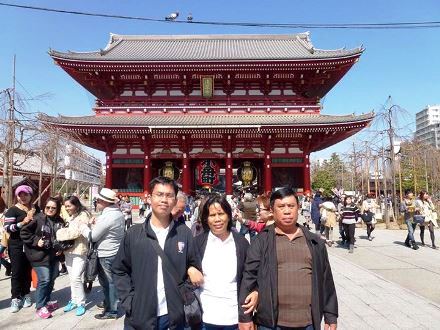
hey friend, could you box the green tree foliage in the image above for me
[311,153,349,195]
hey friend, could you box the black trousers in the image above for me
[420,222,435,246]
[339,222,346,242]
[366,222,375,237]
[343,223,356,245]
[125,217,133,230]
[8,240,32,299]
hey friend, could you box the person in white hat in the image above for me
[80,188,125,320]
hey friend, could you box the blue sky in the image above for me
[1,0,439,161]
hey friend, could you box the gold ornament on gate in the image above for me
[162,161,175,180]
[241,161,254,187]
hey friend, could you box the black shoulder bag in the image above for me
[83,231,99,293]
[52,221,75,252]
[149,238,203,328]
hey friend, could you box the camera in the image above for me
[43,239,52,250]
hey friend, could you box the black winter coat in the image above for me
[20,213,64,267]
[194,230,249,314]
[112,215,202,330]
[238,224,338,329]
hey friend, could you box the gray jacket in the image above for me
[84,205,125,257]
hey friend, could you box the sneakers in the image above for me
[36,306,52,319]
[22,294,32,308]
[10,298,21,313]
[368,236,373,241]
[76,304,86,316]
[46,301,59,312]
[349,244,354,253]
[97,301,105,310]
[94,312,118,320]
[63,300,77,312]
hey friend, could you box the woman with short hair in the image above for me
[21,197,65,318]
[189,195,257,330]
[341,195,360,253]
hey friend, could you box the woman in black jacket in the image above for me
[189,195,257,330]
[21,197,64,319]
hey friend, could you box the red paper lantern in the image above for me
[196,160,219,189]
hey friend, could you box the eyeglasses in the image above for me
[45,206,57,210]
[257,206,270,212]
[151,192,176,200]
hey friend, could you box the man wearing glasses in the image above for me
[112,176,202,330]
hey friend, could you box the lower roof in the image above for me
[40,112,374,130]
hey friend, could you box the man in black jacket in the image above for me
[239,187,338,330]
[112,177,202,330]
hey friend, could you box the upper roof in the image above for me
[49,32,363,62]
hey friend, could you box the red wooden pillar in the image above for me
[182,153,190,194]
[144,153,151,195]
[105,152,112,188]
[264,153,272,194]
[225,152,233,195]
[303,153,311,193]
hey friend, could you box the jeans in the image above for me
[405,218,416,242]
[202,324,238,330]
[258,324,314,330]
[98,255,118,313]
[34,261,59,309]
[157,314,184,330]
[65,253,86,305]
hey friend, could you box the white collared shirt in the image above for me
[200,231,238,325]
[150,222,170,317]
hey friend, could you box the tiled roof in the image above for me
[40,113,374,128]
[49,33,363,62]
[0,151,53,175]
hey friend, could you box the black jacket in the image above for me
[112,214,202,330]
[194,230,249,312]
[238,224,338,328]
[20,213,64,267]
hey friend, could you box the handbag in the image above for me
[360,211,373,223]
[84,232,99,283]
[53,222,75,251]
[149,238,203,328]
[413,214,426,224]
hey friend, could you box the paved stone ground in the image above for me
[327,226,440,329]
[1,225,440,329]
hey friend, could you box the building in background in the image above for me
[416,105,440,148]
[41,33,373,197]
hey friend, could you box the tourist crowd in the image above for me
[1,178,437,329]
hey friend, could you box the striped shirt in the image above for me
[341,204,360,224]
[4,206,27,240]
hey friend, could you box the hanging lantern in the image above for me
[159,161,180,180]
[237,161,257,187]
[196,160,219,189]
